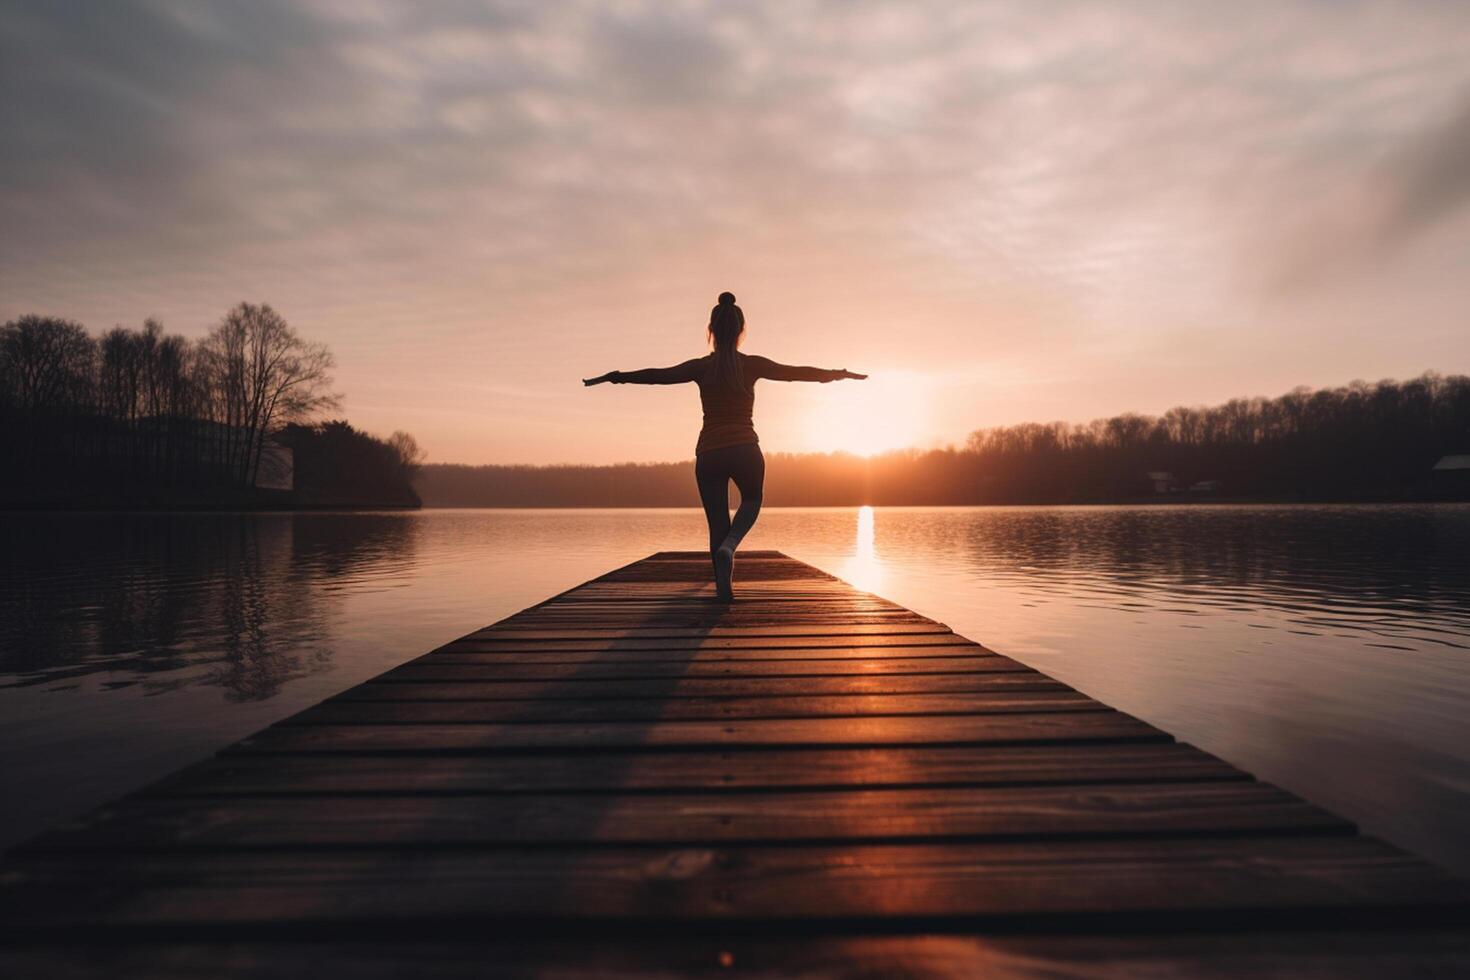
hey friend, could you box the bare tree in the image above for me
[2,315,95,415]
[99,325,144,463]
[1,315,96,466]
[387,430,426,480]
[196,303,339,486]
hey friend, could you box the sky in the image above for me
[3,0,1469,465]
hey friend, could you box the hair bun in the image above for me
[717,291,736,306]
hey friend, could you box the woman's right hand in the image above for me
[836,369,867,380]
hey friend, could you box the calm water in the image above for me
[2,505,1469,874]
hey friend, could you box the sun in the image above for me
[796,373,930,456]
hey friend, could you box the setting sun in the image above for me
[795,373,931,456]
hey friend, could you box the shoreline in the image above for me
[0,499,421,513]
[4,495,1465,513]
[409,495,1470,509]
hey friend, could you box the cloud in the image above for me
[6,1,1468,290]
[1384,95,1470,241]
[1266,90,1470,292]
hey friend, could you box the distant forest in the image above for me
[419,372,1470,507]
[0,308,423,508]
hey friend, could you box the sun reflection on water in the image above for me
[839,505,884,594]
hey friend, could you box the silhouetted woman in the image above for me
[584,292,866,600]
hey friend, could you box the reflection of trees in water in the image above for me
[932,507,1470,624]
[201,518,321,703]
[0,514,417,701]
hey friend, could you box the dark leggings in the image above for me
[695,442,765,557]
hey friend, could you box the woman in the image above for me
[584,291,866,601]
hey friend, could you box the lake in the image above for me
[2,505,1469,875]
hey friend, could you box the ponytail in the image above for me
[708,291,748,393]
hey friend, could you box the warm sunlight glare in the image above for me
[840,505,884,594]
[798,374,931,456]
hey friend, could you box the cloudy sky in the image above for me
[3,0,1468,464]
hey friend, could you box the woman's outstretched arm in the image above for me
[746,355,867,383]
[583,358,704,386]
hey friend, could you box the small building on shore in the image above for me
[1146,471,1179,494]
[1432,454,1470,497]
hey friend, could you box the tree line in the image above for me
[0,305,423,507]
[417,372,1470,506]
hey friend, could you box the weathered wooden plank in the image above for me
[511,593,914,605]
[501,616,942,629]
[505,603,931,615]
[570,569,832,583]
[380,656,1028,681]
[672,552,802,559]
[586,559,809,572]
[289,691,1104,724]
[438,635,981,652]
[4,837,1465,928]
[429,644,990,663]
[563,576,834,587]
[422,649,999,665]
[523,602,917,614]
[514,597,915,608]
[526,599,904,605]
[7,932,1470,980]
[144,743,1248,796]
[23,783,1350,852]
[560,589,889,601]
[471,623,952,638]
[515,608,922,619]
[504,606,930,617]
[342,673,1067,699]
[227,711,1169,754]
[589,552,832,580]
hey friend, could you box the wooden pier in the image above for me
[2,551,1467,976]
